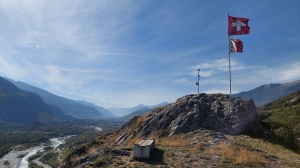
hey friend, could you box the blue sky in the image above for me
[0,0,299,108]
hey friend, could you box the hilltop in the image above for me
[58,93,300,167]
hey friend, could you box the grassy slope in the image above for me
[63,128,300,168]
[258,90,300,151]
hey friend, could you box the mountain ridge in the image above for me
[5,78,114,119]
[108,102,169,117]
[0,77,71,122]
[234,79,300,106]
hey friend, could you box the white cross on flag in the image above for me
[228,16,250,35]
[230,38,243,53]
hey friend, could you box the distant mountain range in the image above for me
[5,77,116,119]
[1,76,170,122]
[107,102,169,117]
[234,79,300,106]
[118,107,154,121]
[3,75,298,123]
[77,100,115,118]
[0,77,72,122]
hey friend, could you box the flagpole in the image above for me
[228,14,232,113]
[228,41,232,99]
[228,14,232,99]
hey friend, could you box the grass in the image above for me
[156,136,189,147]
[40,151,61,168]
[94,155,110,167]
[87,146,98,155]
[63,125,300,167]
[204,142,264,164]
[136,116,145,126]
[126,138,143,146]
[195,142,202,150]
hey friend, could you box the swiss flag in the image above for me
[228,16,250,35]
[230,38,243,53]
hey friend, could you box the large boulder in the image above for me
[123,93,259,139]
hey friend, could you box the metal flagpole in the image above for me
[228,14,232,99]
[228,39,232,98]
[228,14,232,113]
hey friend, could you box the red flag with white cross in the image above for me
[228,16,250,35]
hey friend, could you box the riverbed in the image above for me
[0,135,75,168]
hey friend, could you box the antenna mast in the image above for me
[196,69,201,95]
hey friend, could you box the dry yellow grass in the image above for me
[156,136,189,147]
[195,142,202,150]
[205,145,220,155]
[203,142,263,164]
[87,146,98,156]
[126,138,143,146]
[220,142,235,158]
[219,142,263,164]
[136,116,145,126]
[235,147,263,164]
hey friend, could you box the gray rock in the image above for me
[116,93,259,142]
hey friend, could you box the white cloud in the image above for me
[190,58,247,72]
[175,78,188,83]
[249,62,300,84]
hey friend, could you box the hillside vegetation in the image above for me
[258,90,300,151]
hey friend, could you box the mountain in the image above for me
[6,78,105,119]
[108,104,146,117]
[118,107,153,121]
[77,100,116,118]
[0,77,71,122]
[108,102,169,117]
[148,101,169,108]
[118,102,169,121]
[234,79,300,106]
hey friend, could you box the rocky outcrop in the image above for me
[117,93,259,142]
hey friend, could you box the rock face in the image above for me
[118,93,259,141]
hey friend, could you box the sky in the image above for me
[0,0,299,108]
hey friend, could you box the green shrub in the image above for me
[3,160,10,165]
[94,155,110,167]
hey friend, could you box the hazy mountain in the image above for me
[118,107,153,121]
[0,77,71,122]
[6,78,104,119]
[148,101,169,108]
[77,100,116,118]
[108,102,169,117]
[107,104,146,117]
[48,104,76,121]
[234,79,300,106]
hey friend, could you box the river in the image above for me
[0,135,75,168]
